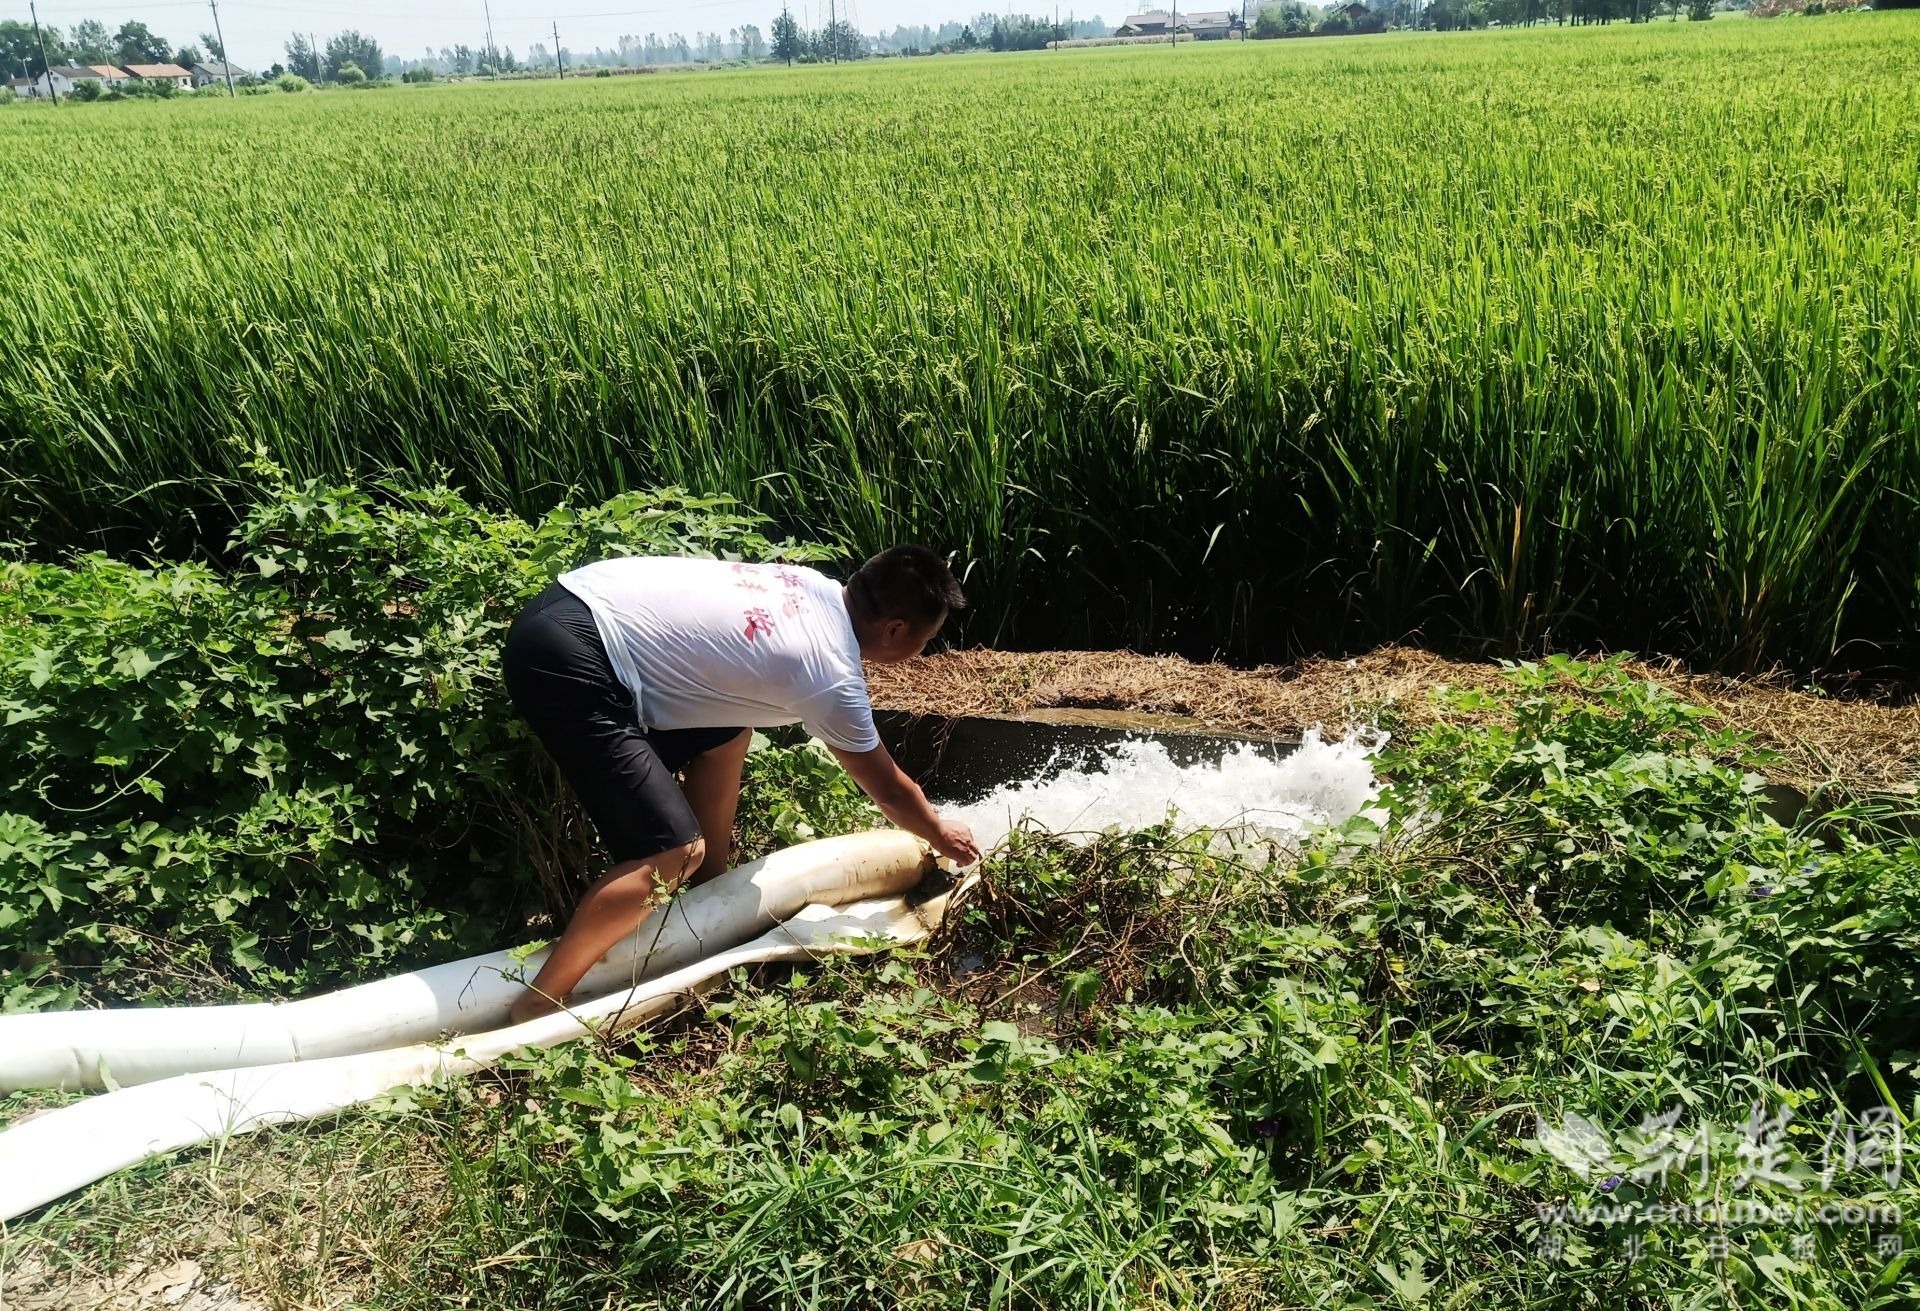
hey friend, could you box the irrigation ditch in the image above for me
[877,707,1920,852]
[872,646,1920,852]
[868,646,1920,799]
[877,706,1300,803]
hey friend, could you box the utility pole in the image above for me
[553,20,564,76]
[784,0,793,64]
[829,0,837,63]
[1171,0,1178,47]
[309,32,319,81]
[483,0,498,75]
[28,0,57,104]
[209,0,235,96]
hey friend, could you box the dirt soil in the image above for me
[867,647,1920,796]
[1,1255,265,1311]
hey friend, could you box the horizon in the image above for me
[13,0,1136,73]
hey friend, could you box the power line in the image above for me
[506,0,760,18]
[31,1,202,12]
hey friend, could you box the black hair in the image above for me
[846,546,965,628]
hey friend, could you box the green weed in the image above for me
[11,662,1913,1308]
[0,469,825,1010]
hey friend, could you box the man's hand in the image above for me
[932,817,980,867]
[832,742,983,867]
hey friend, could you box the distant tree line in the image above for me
[761,11,1109,61]
[277,32,389,83]
[383,26,771,77]
[3,9,1120,89]
[884,12,1111,53]
[385,12,1103,71]
[1250,0,1727,29]
[0,15,395,89]
[0,17,228,78]
[882,12,1112,53]
[767,12,868,60]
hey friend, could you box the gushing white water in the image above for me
[947,728,1384,850]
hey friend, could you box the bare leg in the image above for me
[507,836,704,1025]
[682,728,751,884]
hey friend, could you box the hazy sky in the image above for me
[25,0,1113,68]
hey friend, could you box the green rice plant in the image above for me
[2,19,1917,673]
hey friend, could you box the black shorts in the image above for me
[502,581,745,863]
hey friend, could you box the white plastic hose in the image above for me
[1,830,931,1093]
[0,885,967,1223]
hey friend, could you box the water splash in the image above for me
[947,727,1385,850]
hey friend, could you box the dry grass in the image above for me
[868,646,1920,795]
[0,1075,566,1311]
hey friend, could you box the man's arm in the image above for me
[830,742,980,866]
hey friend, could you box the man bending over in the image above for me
[500,546,979,1024]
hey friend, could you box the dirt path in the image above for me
[868,647,1919,795]
[2,1255,265,1311]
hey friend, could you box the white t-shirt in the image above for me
[556,556,880,754]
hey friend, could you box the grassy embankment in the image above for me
[1,484,1916,1307]
[6,641,1918,1308]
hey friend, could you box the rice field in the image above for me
[2,18,1917,672]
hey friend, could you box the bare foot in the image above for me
[507,989,566,1026]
